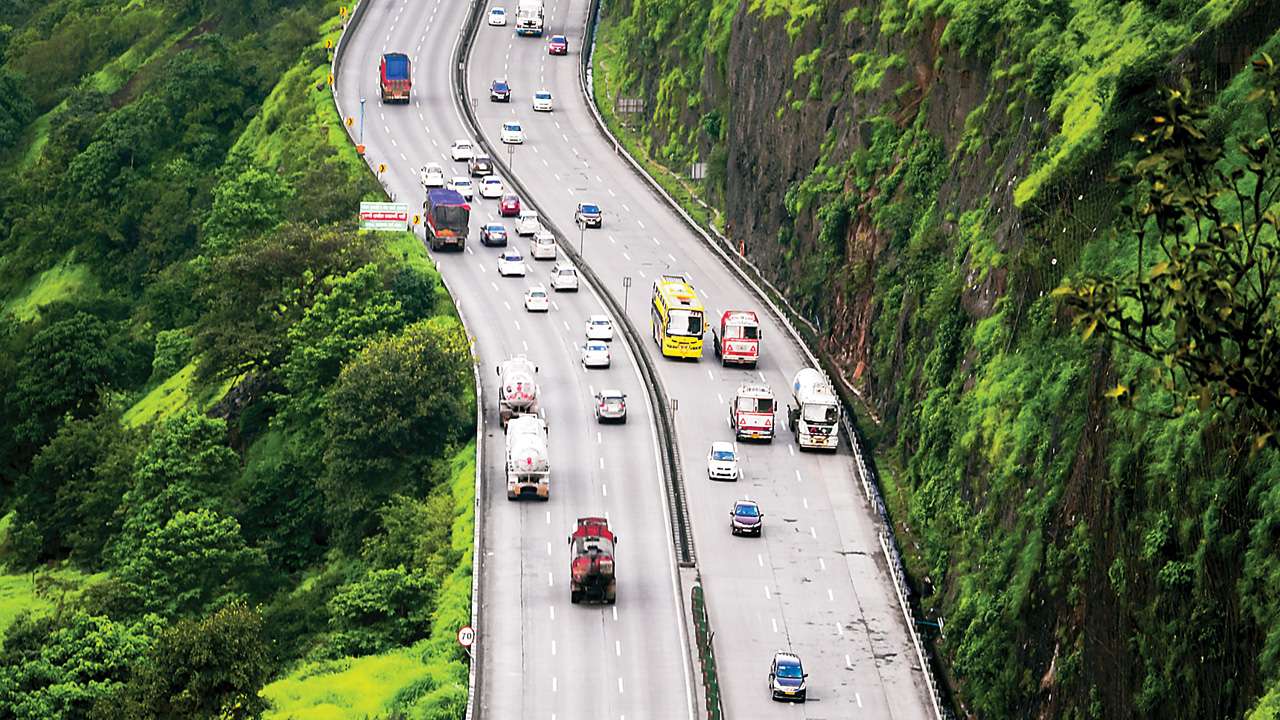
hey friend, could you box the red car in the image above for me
[548,35,568,55]
[500,193,521,217]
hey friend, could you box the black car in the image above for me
[575,202,602,228]
[469,154,494,177]
[489,79,511,102]
[768,652,807,702]
[480,223,508,247]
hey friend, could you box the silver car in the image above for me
[594,390,627,423]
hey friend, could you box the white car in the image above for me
[479,176,504,199]
[497,249,527,277]
[530,229,557,260]
[707,441,740,481]
[550,263,579,292]
[585,314,614,341]
[515,209,541,236]
[501,120,525,144]
[524,284,550,312]
[488,7,507,25]
[450,139,475,161]
[532,90,553,112]
[447,176,475,200]
[419,162,446,188]
[581,340,611,368]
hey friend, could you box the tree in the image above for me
[327,565,437,656]
[117,602,270,720]
[113,508,267,619]
[320,318,473,547]
[7,312,118,447]
[201,164,294,254]
[1055,55,1280,444]
[0,611,153,719]
[0,69,35,152]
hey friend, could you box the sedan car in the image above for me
[500,193,521,217]
[768,652,806,702]
[594,390,627,423]
[581,340,611,368]
[500,120,525,144]
[447,176,474,200]
[532,89,553,112]
[550,263,579,292]
[707,441,740,480]
[524,284,550,312]
[515,209,541,235]
[729,499,763,536]
[496,249,527,277]
[490,79,511,102]
[575,202,603,228]
[480,223,508,247]
[449,139,475,161]
[548,34,568,55]
[584,314,614,341]
[488,7,506,25]
[419,162,446,188]
[469,154,494,177]
[479,176,504,199]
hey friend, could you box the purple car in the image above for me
[729,500,763,537]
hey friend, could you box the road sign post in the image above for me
[457,625,476,660]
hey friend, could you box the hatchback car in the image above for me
[449,139,475,161]
[548,35,568,55]
[419,162,446,188]
[488,7,506,25]
[515,209,541,236]
[550,263,579,292]
[768,652,807,702]
[581,340,611,368]
[490,79,511,102]
[469,154,494,177]
[447,176,474,200]
[497,249,527,277]
[524,284,550,312]
[594,390,627,423]
[500,193,521,217]
[730,499,763,536]
[584,314,614,341]
[530,229,557,260]
[501,120,525,144]
[479,176,504,199]
[480,223,508,247]
[707,441,740,481]
[532,89,553,112]
[575,202,603,228]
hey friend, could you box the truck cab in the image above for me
[730,382,776,442]
[789,368,840,450]
[713,310,760,367]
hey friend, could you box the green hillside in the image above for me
[0,1,474,717]
[593,0,1280,716]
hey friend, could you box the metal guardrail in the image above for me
[327,5,487,719]
[451,0,696,569]
[577,3,951,718]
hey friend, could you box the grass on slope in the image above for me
[3,252,97,320]
[121,362,238,428]
[0,512,108,635]
[261,441,475,719]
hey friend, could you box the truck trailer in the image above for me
[568,517,616,604]
[496,355,540,427]
[425,188,470,251]
[379,52,411,103]
[789,368,840,450]
[506,415,549,500]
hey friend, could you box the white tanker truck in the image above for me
[788,368,841,450]
[506,414,550,500]
[496,355,540,427]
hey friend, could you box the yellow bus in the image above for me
[650,273,705,359]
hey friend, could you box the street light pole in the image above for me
[622,275,632,314]
[578,222,584,257]
[359,97,366,144]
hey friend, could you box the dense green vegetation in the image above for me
[0,0,475,717]
[596,0,1280,716]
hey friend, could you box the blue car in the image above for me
[768,652,807,702]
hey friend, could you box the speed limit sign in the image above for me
[457,625,476,649]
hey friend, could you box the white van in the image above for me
[550,263,579,292]
[531,230,557,260]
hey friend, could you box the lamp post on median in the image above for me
[622,275,632,314]
[578,220,585,257]
[359,97,366,144]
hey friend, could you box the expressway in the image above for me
[461,0,934,717]
[336,1,694,719]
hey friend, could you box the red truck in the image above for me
[712,310,760,367]
[568,517,616,604]
[379,53,411,103]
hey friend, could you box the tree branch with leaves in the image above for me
[1054,53,1280,447]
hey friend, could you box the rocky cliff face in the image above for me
[594,0,1280,716]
